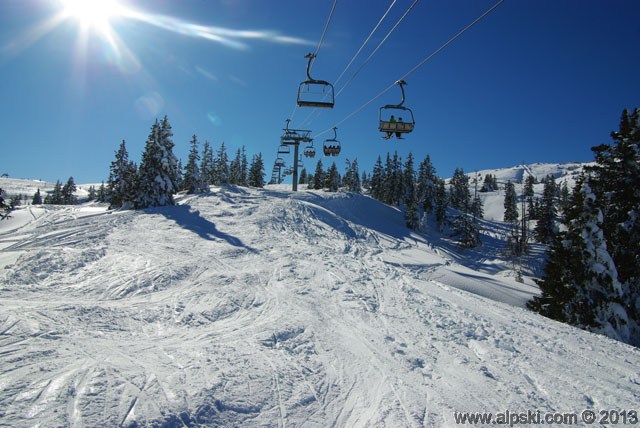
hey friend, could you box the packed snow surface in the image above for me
[1,183,639,427]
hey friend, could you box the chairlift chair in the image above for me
[297,53,335,109]
[304,143,316,158]
[277,144,290,155]
[274,157,286,168]
[323,127,341,157]
[379,80,415,139]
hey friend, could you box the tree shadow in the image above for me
[150,204,257,252]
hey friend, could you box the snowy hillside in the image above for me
[469,162,592,222]
[1,178,639,427]
[0,177,96,203]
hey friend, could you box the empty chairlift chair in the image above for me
[297,53,335,109]
[379,80,415,140]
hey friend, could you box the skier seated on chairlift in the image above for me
[396,117,403,139]
[386,115,396,139]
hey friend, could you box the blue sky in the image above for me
[1,0,639,184]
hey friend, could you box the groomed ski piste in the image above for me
[1,167,639,427]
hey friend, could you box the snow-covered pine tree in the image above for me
[183,135,204,194]
[136,118,179,208]
[0,188,11,220]
[449,167,471,212]
[248,153,265,188]
[213,142,230,185]
[200,140,214,188]
[530,181,631,342]
[240,146,249,187]
[558,181,571,221]
[32,188,42,205]
[451,213,480,248]
[587,107,640,344]
[108,140,138,209]
[229,148,242,185]
[159,115,180,190]
[534,175,558,243]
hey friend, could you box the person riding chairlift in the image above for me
[396,117,403,139]
[387,115,396,139]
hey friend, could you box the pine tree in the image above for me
[45,180,63,204]
[201,140,214,187]
[523,174,536,219]
[183,135,204,194]
[32,188,42,205]
[530,182,630,340]
[229,148,242,185]
[299,168,307,185]
[451,213,480,248]
[136,118,179,208]
[369,156,384,200]
[312,159,324,190]
[343,159,361,192]
[534,175,558,243]
[248,153,265,188]
[0,188,11,220]
[62,177,77,205]
[530,108,640,346]
[361,171,369,191]
[449,167,471,212]
[326,162,340,192]
[391,152,403,206]
[213,142,230,185]
[503,180,518,223]
[434,178,448,232]
[87,186,96,201]
[416,154,437,214]
[97,182,106,203]
[240,146,249,187]
[108,140,138,209]
[480,174,496,192]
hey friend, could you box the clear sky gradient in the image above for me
[1,0,639,184]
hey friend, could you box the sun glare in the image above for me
[60,0,123,30]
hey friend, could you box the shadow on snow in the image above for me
[149,204,257,252]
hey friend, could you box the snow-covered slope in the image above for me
[1,183,638,427]
[470,162,591,221]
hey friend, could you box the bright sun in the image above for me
[60,0,123,30]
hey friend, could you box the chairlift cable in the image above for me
[297,0,399,128]
[311,0,338,71]
[313,0,506,138]
[335,0,419,98]
[333,0,398,87]
[288,0,338,123]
